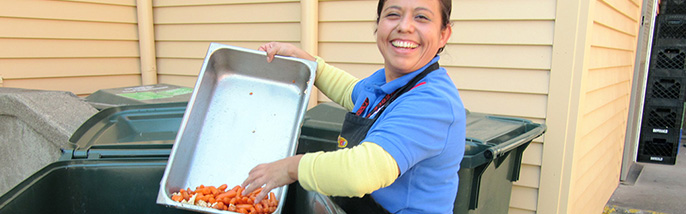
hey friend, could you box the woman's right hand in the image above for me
[258,42,316,63]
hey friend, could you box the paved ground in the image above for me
[604,141,686,214]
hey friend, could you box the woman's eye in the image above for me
[385,12,400,18]
[415,14,430,21]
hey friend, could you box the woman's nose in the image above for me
[396,15,415,33]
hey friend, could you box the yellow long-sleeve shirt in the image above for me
[297,57,399,197]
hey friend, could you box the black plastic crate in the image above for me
[644,69,686,103]
[637,130,680,165]
[660,0,686,15]
[650,45,686,70]
[654,15,686,43]
[640,103,685,130]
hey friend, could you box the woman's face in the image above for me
[376,0,451,82]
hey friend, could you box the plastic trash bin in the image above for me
[0,102,344,214]
[296,102,546,214]
[84,84,192,110]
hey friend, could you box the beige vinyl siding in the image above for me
[318,0,381,102]
[567,0,641,213]
[0,1,140,96]
[454,0,554,213]
[153,0,302,88]
[319,0,552,213]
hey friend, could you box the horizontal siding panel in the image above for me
[153,0,297,7]
[321,0,556,22]
[1,58,140,79]
[0,39,139,58]
[459,90,547,118]
[447,67,549,94]
[157,58,205,76]
[451,20,554,45]
[326,62,383,79]
[576,114,626,177]
[0,1,137,23]
[2,75,141,95]
[510,186,538,211]
[513,164,541,188]
[601,0,640,22]
[154,23,301,41]
[588,47,634,69]
[582,82,630,118]
[68,0,136,6]
[319,43,382,63]
[522,141,543,166]
[319,0,378,22]
[580,97,628,139]
[156,41,290,59]
[442,44,552,70]
[319,22,376,43]
[578,102,628,156]
[586,67,631,93]
[591,23,637,51]
[453,0,555,20]
[594,1,639,35]
[571,135,623,211]
[156,42,218,59]
[153,2,300,24]
[158,75,198,88]
[0,17,138,40]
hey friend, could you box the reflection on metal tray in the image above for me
[157,43,317,213]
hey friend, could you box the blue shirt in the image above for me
[351,56,466,213]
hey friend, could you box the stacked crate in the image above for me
[638,4,686,165]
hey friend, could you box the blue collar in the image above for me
[367,56,441,94]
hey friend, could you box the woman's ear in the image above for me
[439,25,452,47]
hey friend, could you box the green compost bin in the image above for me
[0,102,344,214]
[297,102,546,213]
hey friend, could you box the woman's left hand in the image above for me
[241,154,303,204]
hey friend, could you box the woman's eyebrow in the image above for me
[383,5,402,12]
[414,7,435,15]
[383,5,436,15]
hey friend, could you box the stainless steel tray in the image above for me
[157,43,317,213]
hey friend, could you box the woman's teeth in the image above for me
[392,41,418,49]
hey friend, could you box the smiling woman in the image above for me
[241,0,466,213]
[375,0,452,82]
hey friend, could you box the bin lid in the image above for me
[300,102,347,140]
[63,102,188,160]
[84,84,192,110]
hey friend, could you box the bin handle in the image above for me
[484,124,546,160]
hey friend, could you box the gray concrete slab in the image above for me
[605,142,686,214]
[0,88,97,196]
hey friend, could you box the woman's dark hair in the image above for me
[376,0,452,54]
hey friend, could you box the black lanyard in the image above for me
[355,62,439,119]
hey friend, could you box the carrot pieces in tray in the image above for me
[170,184,278,214]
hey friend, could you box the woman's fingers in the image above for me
[257,42,315,62]
[258,42,280,63]
[240,155,303,204]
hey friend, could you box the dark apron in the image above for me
[331,62,439,214]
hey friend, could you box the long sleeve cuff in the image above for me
[297,142,399,197]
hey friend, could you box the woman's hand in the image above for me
[258,42,316,63]
[241,154,303,204]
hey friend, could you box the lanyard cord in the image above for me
[366,62,439,119]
